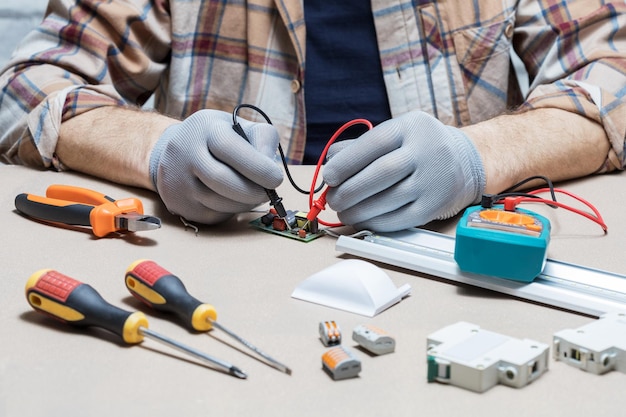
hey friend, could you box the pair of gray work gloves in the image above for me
[149,109,486,232]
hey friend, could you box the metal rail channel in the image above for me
[335,228,626,317]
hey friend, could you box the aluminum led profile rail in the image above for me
[335,228,626,317]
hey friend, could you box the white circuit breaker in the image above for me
[553,311,626,375]
[426,321,549,392]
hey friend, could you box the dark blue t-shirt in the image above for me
[303,1,392,164]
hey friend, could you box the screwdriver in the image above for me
[25,269,247,379]
[125,259,292,375]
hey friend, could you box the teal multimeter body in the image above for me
[454,205,551,283]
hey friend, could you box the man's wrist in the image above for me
[461,108,609,194]
[57,106,177,190]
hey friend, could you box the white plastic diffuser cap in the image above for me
[291,259,411,317]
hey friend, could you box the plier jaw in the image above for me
[15,185,162,237]
[115,211,162,233]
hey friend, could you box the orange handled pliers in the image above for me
[15,184,161,237]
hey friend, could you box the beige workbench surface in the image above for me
[1,164,625,417]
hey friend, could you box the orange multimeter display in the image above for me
[468,209,544,236]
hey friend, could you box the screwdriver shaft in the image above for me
[140,326,247,379]
[210,320,292,375]
[126,259,292,375]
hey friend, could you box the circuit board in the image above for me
[249,210,325,242]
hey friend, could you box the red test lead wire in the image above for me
[498,187,607,233]
[308,119,373,227]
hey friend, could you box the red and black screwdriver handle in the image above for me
[25,269,148,344]
[125,260,217,332]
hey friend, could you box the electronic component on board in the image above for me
[352,324,395,355]
[322,346,361,380]
[454,205,551,282]
[553,312,626,375]
[250,209,324,242]
[426,321,549,393]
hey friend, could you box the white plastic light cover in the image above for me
[291,259,411,317]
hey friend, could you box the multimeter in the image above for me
[454,205,551,282]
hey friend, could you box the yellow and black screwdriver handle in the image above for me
[125,260,217,332]
[15,184,147,237]
[25,269,148,344]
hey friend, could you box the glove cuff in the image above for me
[149,123,180,191]
[456,127,486,203]
[440,126,486,218]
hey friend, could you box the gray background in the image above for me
[0,0,48,68]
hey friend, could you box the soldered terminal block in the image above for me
[319,320,341,346]
[427,322,549,393]
[322,346,361,380]
[553,312,626,375]
[249,209,324,242]
[352,324,395,355]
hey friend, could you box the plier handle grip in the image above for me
[15,184,161,237]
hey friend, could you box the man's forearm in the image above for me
[57,106,178,190]
[462,108,610,194]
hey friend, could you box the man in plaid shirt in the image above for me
[1,1,624,231]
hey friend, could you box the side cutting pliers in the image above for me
[15,184,161,237]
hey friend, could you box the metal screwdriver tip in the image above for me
[140,327,245,379]
[210,320,292,375]
[230,367,248,379]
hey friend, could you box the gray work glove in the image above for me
[323,110,486,232]
[149,109,283,224]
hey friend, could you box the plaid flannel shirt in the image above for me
[1,0,625,171]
